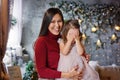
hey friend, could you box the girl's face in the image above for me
[66,28,79,43]
[48,14,63,35]
[68,28,79,36]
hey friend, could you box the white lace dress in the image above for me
[56,44,100,80]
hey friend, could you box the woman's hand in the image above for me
[69,65,83,79]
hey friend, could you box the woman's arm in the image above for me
[34,38,61,78]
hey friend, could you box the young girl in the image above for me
[57,20,100,80]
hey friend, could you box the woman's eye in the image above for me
[58,20,62,22]
[51,21,55,23]
[51,20,62,23]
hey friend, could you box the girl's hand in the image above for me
[74,29,81,42]
[85,54,90,63]
[67,29,76,42]
[83,53,91,63]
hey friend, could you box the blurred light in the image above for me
[111,34,117,41]
[96,39,102,47]
[115,25,120,31]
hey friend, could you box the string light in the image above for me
[91,27,97,32]
[114,25,120,31]
[96,39,102,47]
[78,19,83,24]
[111,33,117,41]
[82,33,87,40]
[49,1,120,65]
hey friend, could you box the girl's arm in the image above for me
[59,29,75,55]
[75,36,85,56]
[59,39,72,55]
[75,36,90,62]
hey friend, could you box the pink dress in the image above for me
[56,44,100,80]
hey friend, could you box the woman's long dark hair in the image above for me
[38,8,64,37]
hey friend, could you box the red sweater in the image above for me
[34,32,61,79]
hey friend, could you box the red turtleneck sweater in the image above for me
[34,32,61,79]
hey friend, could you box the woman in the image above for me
[34,8,82,80]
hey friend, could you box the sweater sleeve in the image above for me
[34,38,61,78]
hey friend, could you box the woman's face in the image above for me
[48,14,63,35]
